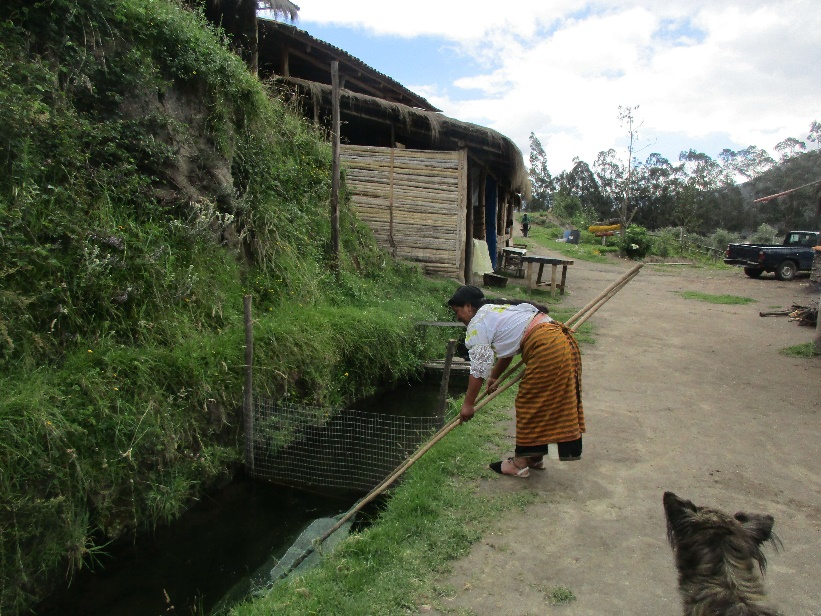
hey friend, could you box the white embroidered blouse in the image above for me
[464,303,554,378]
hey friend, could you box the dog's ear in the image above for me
[664,492,699,545]
[663,492,697,516]
[734,512,775,546]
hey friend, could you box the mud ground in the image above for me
[428,250,821,616]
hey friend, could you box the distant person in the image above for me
[447,285,584,478]
[521,213,530,237]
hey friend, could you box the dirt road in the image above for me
[432,254,821,615]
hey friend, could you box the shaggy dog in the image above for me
[663,491,783,616]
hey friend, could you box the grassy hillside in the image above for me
[0,1,454,612]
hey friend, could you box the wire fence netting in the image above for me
[245,398,447,492]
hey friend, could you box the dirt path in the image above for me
[431,252,821,615]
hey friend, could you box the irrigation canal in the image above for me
[34,378,465,615]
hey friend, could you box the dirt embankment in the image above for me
[432,255,821,616]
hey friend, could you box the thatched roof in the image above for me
[279,77,530,198]
[258,19,440,112]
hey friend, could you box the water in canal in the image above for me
[34,377,466,615]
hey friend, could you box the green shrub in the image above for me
[652,227,691,258]
[750,223,779,244]
[579,229,597,245]
[616,225,652,259]
[708,229,741,252]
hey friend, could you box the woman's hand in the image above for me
[459,402,475,423]
[485,377,499,393]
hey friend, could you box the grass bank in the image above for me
[0,1,458,612]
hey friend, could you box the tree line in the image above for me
[527,119,821,235]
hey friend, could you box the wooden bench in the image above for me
[521,256,574,296]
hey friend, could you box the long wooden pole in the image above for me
[330,61,341,276]
[274,266,645,581]
[565,262,644,330]
[567,264,643,332]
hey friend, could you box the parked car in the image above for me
[724,231,820,280]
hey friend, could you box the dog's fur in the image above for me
[663,491,783,616]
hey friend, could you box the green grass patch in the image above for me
[780,342,821,358]
[678,291,756,305]
[523,225,614,264]
[538,585,577,605]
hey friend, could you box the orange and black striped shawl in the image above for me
[515,322,585,446]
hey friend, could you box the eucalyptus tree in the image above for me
[774,137,807,162]
[749,148,821,231]
[198,0,300,72]
[593,148,624,222]
[632,153,680,230]
[720,146,776,181]
[555,158,607,224]
[676,150,730,233]
[807,120,821,150]
[528,132,554,211]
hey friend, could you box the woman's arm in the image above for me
[460,375,484,423]
[485,356,513,393]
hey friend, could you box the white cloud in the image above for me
[299,0,821,173]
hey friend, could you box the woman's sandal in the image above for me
[489,457,530,478]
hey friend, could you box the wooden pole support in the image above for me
[436,340,457,429]
[243,294,254,470]
[330,60,341,276]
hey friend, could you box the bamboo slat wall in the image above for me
[341,144,467,280]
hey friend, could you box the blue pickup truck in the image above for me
[724,230,820,280]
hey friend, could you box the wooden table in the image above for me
[500,247,527,277]
[521,256,574,296]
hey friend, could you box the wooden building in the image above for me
[257,20,529,282]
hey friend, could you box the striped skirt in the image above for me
[514,322,585,449]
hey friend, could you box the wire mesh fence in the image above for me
[245,398,446,492]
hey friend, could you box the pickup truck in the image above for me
[724,230,820,280]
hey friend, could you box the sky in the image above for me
[270,0,821,176]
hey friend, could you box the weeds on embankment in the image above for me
[0,1,456,612]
